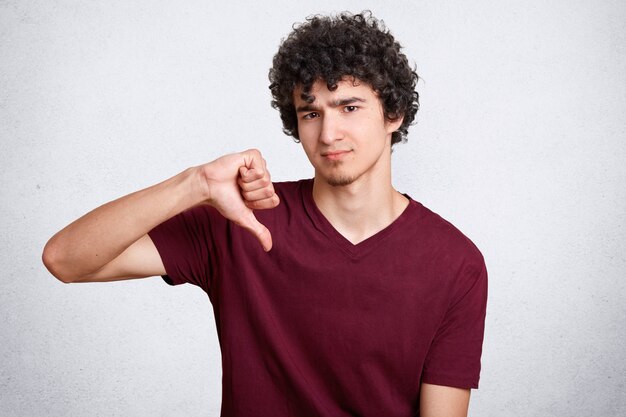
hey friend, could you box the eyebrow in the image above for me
[295,97,366,113]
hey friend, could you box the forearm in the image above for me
[43,167,206,282]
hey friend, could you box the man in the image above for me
[43,11,487,417]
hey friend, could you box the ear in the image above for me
[385,114,404,134]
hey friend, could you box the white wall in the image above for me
[1,1,625,416]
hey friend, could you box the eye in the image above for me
[302,112,319,120]
[344,105,358,113]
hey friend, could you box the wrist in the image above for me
[185,165,213,206]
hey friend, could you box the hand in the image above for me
[200,149,280,251]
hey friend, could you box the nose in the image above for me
[319,113,343,145]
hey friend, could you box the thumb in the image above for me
[238,165,250,180]
[237,210,273,252]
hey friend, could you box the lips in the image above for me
[322,150,352,160]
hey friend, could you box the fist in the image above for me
[200,149,280,251]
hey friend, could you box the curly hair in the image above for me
[269,11,419,146]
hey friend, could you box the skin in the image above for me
[42,150,279,282]
[42,78,471,416]
[420,384,472,417]
[294,78,408,244]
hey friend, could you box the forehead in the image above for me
[293,78,378,103]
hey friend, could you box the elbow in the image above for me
[42,238,75,283]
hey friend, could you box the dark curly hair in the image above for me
[269,11,419,146]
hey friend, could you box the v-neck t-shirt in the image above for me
[148,178,488,417]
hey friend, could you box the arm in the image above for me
[42,149,279,283]
[420,383,471,417]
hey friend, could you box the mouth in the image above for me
[321,150,352,161]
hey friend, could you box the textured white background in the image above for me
[1,1,625,416]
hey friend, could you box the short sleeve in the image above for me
[147,205,218,293]
[421,257,488,389]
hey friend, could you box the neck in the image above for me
[312,152,408,244]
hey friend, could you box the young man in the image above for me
[43,12,487,417]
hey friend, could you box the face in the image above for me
[294,78,403,187]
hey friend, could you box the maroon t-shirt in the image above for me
[148,179,487,417]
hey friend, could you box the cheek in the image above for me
[298,123,321,146]
[351,117,384,141]
[299,138,317,161]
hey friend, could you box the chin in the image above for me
[315,164,361,187]
[326,174,357,187]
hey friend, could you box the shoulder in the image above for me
[273,179,311,199]
[251,179,311,224]
[266,179,312,212]
[407,199,486,277]
[409,201,488,313]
